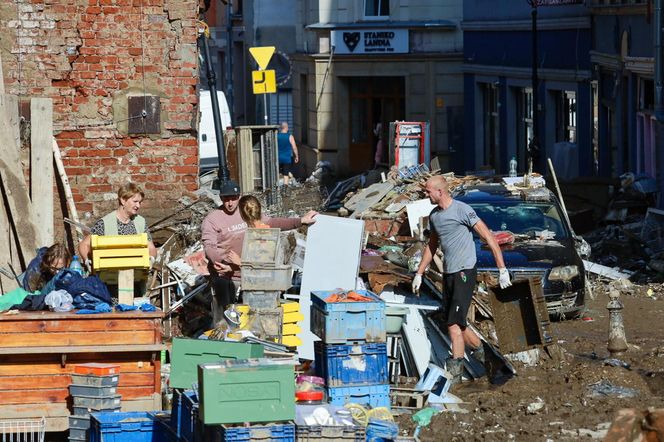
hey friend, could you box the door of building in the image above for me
[348,77,405,172]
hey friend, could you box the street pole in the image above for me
[528,0,540,175]
[226,0,234,124]
[263,93,268,125]
[199,32,230,183]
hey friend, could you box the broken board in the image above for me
[297,215,364,360]
[344,182,394,218]
[487,278,553,354]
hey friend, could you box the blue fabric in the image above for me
[76,302,112,314]
[140,303,156,312]
[116,304,138,312]
[277,132,292,164]
[43,269,111,304]
[21,246,48,292]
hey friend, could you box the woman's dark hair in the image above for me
[28,243,71,292]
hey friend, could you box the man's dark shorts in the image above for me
[279,162,294,176]
[442,267,477,328]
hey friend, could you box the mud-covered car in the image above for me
[455,183,588,318]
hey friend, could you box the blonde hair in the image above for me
[239,195,262,227]
[117,182,144,205]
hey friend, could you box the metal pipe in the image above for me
[199,33,229,182]
[656,0,663,121]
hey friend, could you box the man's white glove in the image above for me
[412,274,423,295]
[498,268,512,289]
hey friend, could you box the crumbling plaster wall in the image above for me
[0,0,201,224]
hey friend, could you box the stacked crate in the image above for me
[198,358,297,441]
[310,290,391,409]
[168,338,265,441]
[68,363,121,442]
[239,228,303,349]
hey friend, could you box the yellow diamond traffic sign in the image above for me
[252,69,276,94]
[249,46,276,70]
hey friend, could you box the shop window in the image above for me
[483,83,500,171]
[364,0,389,18]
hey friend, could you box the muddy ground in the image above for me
[398,280,664,441]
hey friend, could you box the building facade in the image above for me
[292,0,465,175]
[590,0,659,179]
[462,1,592,178]
[0,0,201,222]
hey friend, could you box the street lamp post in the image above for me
[528,0,540,175]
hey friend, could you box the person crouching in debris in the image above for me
[78,182,158,268]
[412,175,512,387]
[23,243,72,293]
[201,180,318,326]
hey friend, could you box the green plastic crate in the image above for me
[198,358,296,425]
[169,338,264,389]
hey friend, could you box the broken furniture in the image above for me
[487,278,553,354]
[91,233,151,305]
[0,310,164,432]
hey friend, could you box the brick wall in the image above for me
[1,0,201,225]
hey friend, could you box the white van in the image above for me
[199,89,232,172]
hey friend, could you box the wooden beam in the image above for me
[0,94,38,267]
[118,268,135,305]
[30,98,54,246]
[0,344,164,355]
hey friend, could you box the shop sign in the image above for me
[331,29,408,55]
[536,0,583,5]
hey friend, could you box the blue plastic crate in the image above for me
[314,342,388,387]
[181,389,200,442]
[327,384,390,409]
[206,421,295,441]
[171,389,198,438]
[310,290,386,344]
[89,412,161,442]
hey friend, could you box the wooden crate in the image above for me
[0,311,164,432]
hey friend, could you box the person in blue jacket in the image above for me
[277,122,299,185]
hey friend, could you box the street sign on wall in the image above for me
[331,29,409,55]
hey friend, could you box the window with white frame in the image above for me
[483,83,500,170]
[364,0,389,18]
[555,90,577,143]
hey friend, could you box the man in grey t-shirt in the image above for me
[412,175,511,386]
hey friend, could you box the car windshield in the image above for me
[468,200,569,239]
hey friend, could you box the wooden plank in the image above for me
[0,94,21,291]
[30,98,54,246]
[0,330,157,347]
[0,372,154,390]
[0,385,156,405]
[0,358,158,375]
[118,268,135,305]
[0,318,159,333]
[0,94,39,266]
[0,343,163,354]
[0,310,163,321]
[0,403,68,419]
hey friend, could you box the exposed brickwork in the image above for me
[1,0,201,223]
